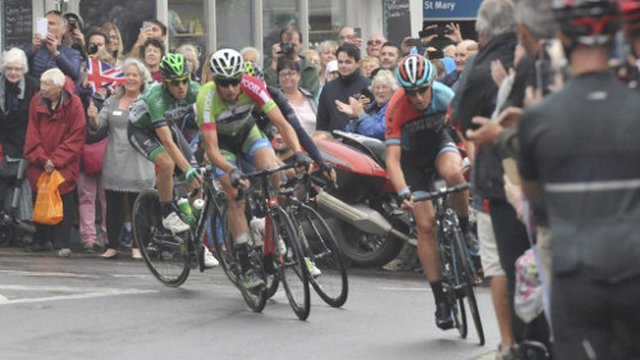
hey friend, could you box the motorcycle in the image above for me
[313,130,416,267]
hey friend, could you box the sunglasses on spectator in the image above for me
[405,85,431,96]
[367,40,384,46]
[167,76,190,86]
[215,77,242,88]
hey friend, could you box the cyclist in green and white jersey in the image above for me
[128,53,203,234]
[196,48,310,290]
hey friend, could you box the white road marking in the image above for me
[0,270,100,278]
[0,285,157,306]
[112,274,154,279]
[377,286,429,292]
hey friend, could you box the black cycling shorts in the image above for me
[400,130,459,193]
[127,123,195,171]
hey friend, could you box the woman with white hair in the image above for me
[336,69,396,140]
[0,48,39,223]
[23,68,86,256]
[87,58,155,259]
[316,40,338,86]
[176,43,201,82]
[240,46,261,65]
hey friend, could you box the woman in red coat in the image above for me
[23,68,86,256]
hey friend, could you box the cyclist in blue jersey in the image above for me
[385,55,471,330]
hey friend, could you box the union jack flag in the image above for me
[85,58,126,94]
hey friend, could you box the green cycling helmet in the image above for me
[160,53,191,80]
[244,62,265,82]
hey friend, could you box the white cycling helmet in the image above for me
[209,48,244,79]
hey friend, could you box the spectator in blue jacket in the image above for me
[23,10,82,82]
[336,69,396,140]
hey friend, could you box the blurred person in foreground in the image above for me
[518,1,640,357]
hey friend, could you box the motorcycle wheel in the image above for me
[338,221,403,268]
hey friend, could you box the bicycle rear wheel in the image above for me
[271,206,310,320]
[291,203,348,308]
[132,190,189,287]
[452,226,485,346]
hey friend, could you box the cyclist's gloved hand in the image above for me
[184,166,200,183]
[319,163,337,189]
[229,168,246,188]
[291,151,312,168]
[396,187,412,208]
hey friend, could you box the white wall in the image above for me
[410,0,423,37]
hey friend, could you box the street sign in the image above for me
[423,0,483,19]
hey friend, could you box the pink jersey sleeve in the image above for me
[240,73,276,112]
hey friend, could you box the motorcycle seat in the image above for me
[332,130,386,167]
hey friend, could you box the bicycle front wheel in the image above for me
[271,206,310,320]
[452,226,485,346]
[291,203,348,308]
[214,200,267,312]
[132,190,189,287]
[439,227,467,339]
[211,199,238,286]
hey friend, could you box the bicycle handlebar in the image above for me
[413,183,471,202]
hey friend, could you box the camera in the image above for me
[67,18,77,31]
[404,38,422,48]
[87,43,99,55]
[278,43,295,56]
[419,26,453,39]
[426,48,444,60]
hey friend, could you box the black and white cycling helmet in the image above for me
[209,48,244,79]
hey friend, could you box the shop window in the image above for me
[78,0,156,54]
[168,0,207,75]
[216,0,254,50]
[309,0,346,48]
[263,0,300,67]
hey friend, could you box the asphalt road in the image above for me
[0,248,501,360]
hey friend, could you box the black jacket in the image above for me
[316,69,371,132]
[0,75,39,159]
[456,32,518,199]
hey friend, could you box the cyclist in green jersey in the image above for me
[196,48,310,290]
[128,53,203,234]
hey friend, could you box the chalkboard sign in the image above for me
[383,0,411,46]
[3,0,33,50]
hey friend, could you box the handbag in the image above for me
[82,137,108,174]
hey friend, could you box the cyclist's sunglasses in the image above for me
[215,77,242,88]
[405,85,431,96]
[167,76,190,86]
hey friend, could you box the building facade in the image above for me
[1,0,434,66]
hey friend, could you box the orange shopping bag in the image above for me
[32,170,66,225]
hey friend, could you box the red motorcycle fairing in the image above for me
[315,137,389,203]
[315,137,387,178]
